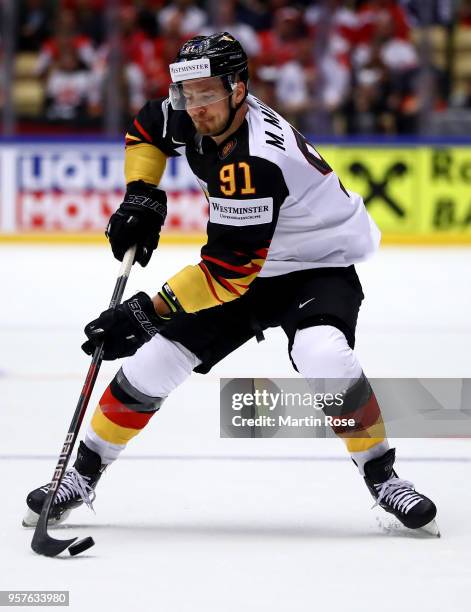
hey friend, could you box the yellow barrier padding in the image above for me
[318,145,471,239]
[0,233,207,245]
[1,233,470,246]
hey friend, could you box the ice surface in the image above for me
[1,245,471,611]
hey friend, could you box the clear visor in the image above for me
[169,76,235,110]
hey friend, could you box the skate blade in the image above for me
[376,515,440,538]
[22,507,71,529]
[418,518,440,537]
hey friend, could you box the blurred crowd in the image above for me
[2,0,471,135]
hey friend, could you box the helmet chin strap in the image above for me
[210,88,246,138]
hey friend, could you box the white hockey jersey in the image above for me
[244,95,380,276]
[125,93,380,312]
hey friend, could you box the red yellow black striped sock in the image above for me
[84,368,163,464]
[323,374,387,454]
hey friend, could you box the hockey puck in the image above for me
[68,537,95,556]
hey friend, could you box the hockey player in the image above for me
[25,33,438,534]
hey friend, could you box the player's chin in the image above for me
[192,119,222,136]
[195,127,212,135]
[193,123,213,135]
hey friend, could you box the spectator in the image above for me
[135,0,164,38]
[356,0,411,43]
[36,9,95,76]
[61,0,105,8]
[4,0,456,136]
[17,0,53,52]
[44,46,98,124]
[400,0,455,27]
[276,36,349,130]
[113,5,155,69]
[305,0,359,50]
[92,6,152,117]
[451,78,471,108]
[147,13,187,98]
[237,0,273,32]
[458,0,471,27]
[68,0,106,46]
[158,0,206,36]
[200,0,261,58]
[304,1,354,112]
[353,11,418,74]
[396,64,447,134]
[0,32,4,114]
[252,65,279,109]
[258,7,310,67]
[275,38,316,128]
[349,9,423,134]
[377,14,418,73]
[344,41,395,133]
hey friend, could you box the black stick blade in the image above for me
[31,511,77,557]
[31,532,78,557]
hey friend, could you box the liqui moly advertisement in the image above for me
[0,142,208,235]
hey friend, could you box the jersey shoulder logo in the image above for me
[219,138,237,160]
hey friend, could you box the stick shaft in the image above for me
[61,246,136,449]
[32,246,136,554]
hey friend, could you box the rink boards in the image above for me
[0,139,470,244]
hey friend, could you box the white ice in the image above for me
[1,244,471,612]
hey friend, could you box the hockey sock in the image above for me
[322,373,390,475]
[84,368,163,464]
[291,327,390,475]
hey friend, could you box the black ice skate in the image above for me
[23,442,105,528]
[364,448,439,536]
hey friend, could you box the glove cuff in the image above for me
[124,181,167,216]
[159,283,184,314]
[126,292,164,339]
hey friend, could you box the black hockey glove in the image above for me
[106,181,167,267]
[81,292,168,360]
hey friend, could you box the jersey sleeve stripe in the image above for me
[125,133,142,146]
[254,247,269,258]
[133,118,153,143]
[216,275,243,297]
[202,253,263,275]
[199,262,225,305]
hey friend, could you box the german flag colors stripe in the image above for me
[99,386,155,430]
[323,378,386,453]
[90,384,157,446]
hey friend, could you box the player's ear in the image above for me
[232,80,246,106]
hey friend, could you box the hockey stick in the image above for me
[31,245,137,557]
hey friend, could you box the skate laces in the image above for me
[55,468,96,512]
[373,477,423,514]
